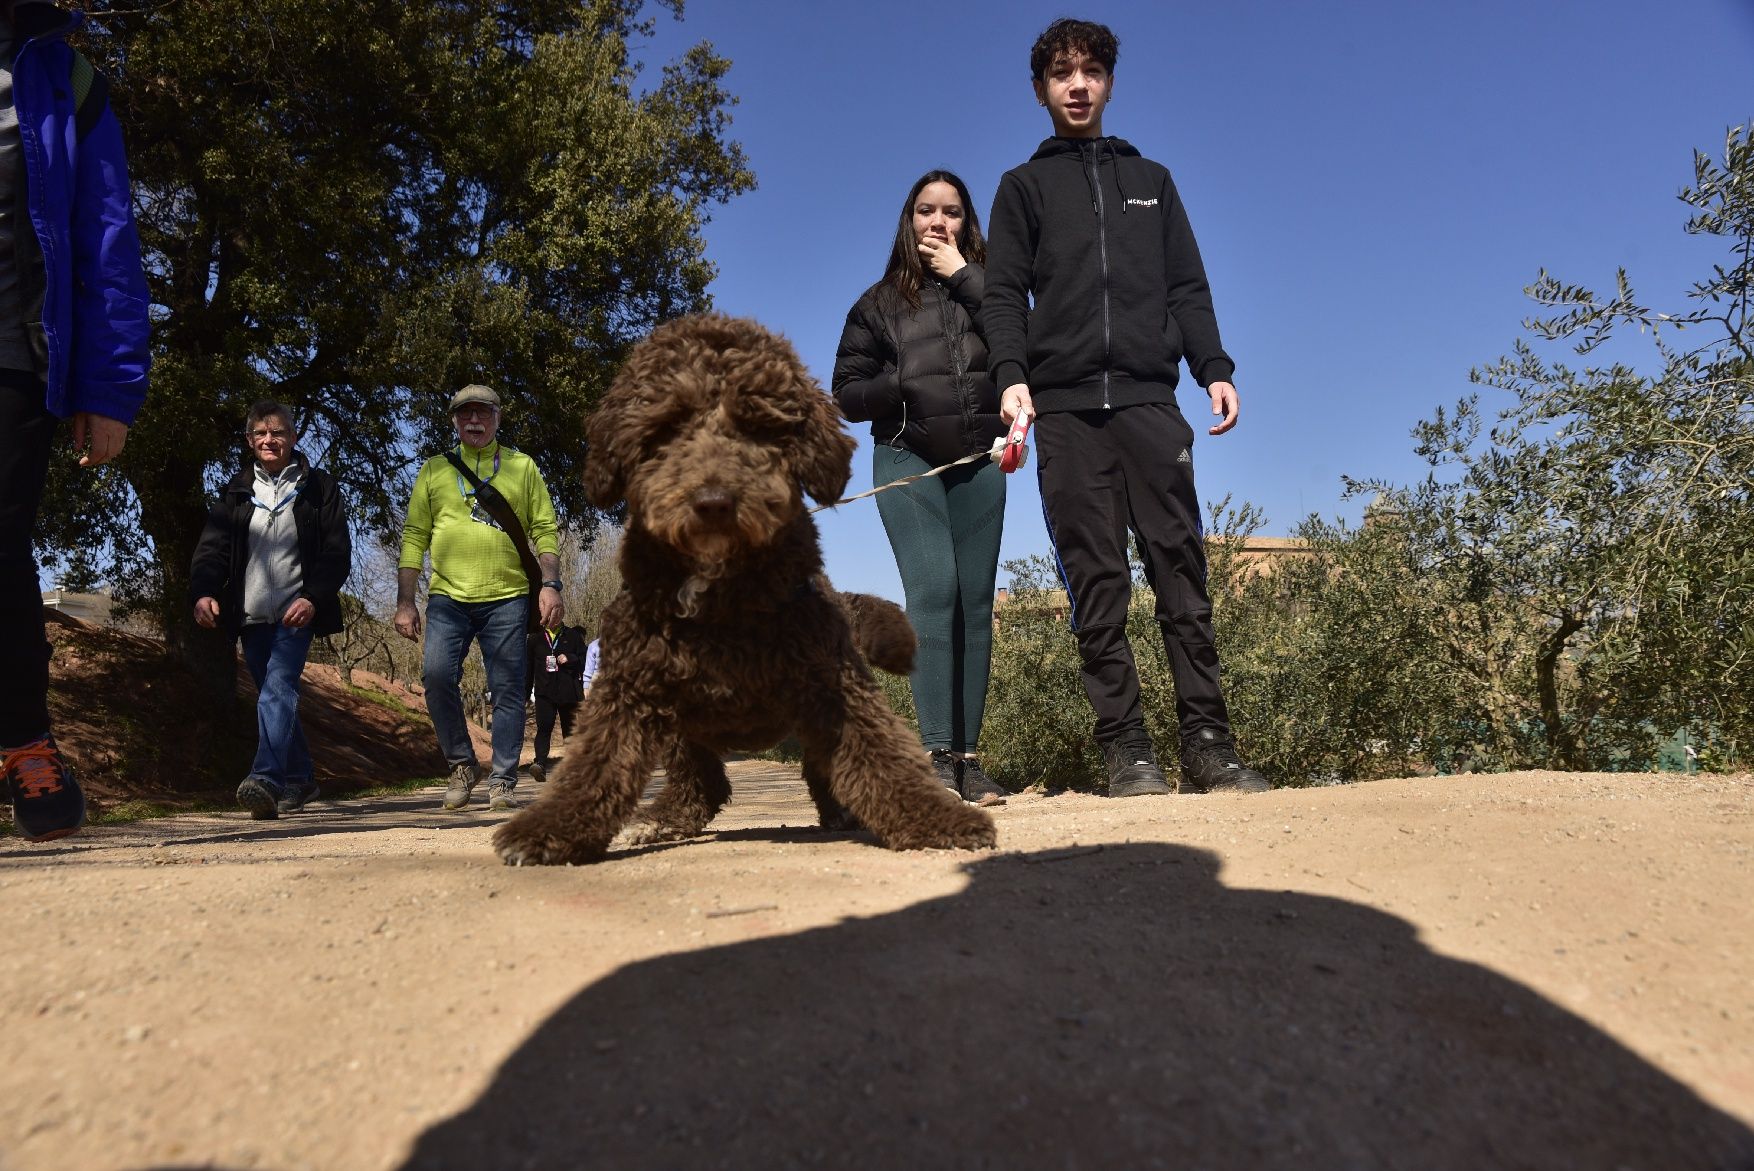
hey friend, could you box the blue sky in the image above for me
[638,0,1754,603]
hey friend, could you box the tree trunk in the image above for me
[135,462,244,715]
[1536,614,1586,770]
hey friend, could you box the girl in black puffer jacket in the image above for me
[832,170,1009,805]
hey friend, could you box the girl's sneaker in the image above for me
[957,755,1008,806]
[929,748,960,792]
[4,734,86,842]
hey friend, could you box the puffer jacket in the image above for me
[831,264,1004,467]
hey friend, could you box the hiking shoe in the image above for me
[1180,729,1272,794]
[4,735,86,842]
[957,755,1008,806]
[929,748,960,793]
[236,776,281,820]
[527,760,547,785]
[487,784,518,811]
[1101,736,1173,798]
[277,780,320,814]
[442,763,481,811]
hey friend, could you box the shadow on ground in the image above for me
[402,842,1754,1170]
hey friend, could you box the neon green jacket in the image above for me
[398,441,560,604]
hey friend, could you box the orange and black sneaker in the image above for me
[4,734,86,843]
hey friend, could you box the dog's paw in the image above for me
[884,803,997,852]
[493,809,609,867]
[814,803,864,833]
[612,817,700,848]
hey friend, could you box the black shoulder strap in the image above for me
[443,449,545,587]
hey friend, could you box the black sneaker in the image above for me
[1100,736,1172,798]
[277,780,320,814]
[1180,729,1271,794]
[236,776,281,820]
[957,755,1008,806]
[929,748,960,793]
[4,734,86,842]
[528,760,547,784]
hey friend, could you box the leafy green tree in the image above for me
[1358,124,1753,769]
[38,0,753,682]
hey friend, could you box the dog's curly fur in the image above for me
[494,314,996,865]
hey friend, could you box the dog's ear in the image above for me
[793,383,857,507]
[582,403,626,507]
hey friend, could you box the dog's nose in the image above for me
[691,487,734,522]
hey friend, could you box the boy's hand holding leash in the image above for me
[999,383,1034,474]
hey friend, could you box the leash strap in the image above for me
[809,425,1030,514]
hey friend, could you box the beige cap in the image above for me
[449,384,501,412]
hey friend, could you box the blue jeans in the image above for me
[423,593,528,786]
[239,621,316,793]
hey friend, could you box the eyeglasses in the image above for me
[453,405,498,420]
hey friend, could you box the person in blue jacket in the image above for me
[1,1,152,841]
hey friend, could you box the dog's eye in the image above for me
[642,419,681,448]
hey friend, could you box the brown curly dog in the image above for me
[494,314,996,865]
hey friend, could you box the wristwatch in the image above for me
[541,579,564,591]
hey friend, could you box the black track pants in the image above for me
[1035,401,1231,746]
[532,696,579,765]
[0,369,56,747]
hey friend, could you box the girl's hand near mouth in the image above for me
[917,233,966,280]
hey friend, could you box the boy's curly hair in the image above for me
[1029,18,1119,80]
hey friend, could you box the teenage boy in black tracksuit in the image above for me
[983,18,1270,797]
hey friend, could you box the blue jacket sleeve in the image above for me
[70,102,151,424]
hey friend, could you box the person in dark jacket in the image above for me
[1,0,152,842]
[832,169,1008,805]
[525,621,589,783]
[191,401,352,818]
[982,18,1270,798]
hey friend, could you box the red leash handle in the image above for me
[998,414,1032,473]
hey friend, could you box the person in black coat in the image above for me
[190,401,351,818]
[832,169,1009,805]
[525,621,590,783]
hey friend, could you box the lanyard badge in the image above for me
[455,447,503,527]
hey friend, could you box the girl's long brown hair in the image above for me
[879,170,986,310]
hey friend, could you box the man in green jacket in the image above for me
[395,385,563,811]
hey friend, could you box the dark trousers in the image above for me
[532,695,579,764]
[0,369,56,747]
[1035,401,1230,747]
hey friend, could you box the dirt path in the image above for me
[2,766,1750,1170]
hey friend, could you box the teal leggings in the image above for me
[872,445,1006,754]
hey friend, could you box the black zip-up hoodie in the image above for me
[982,136,1235,412]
